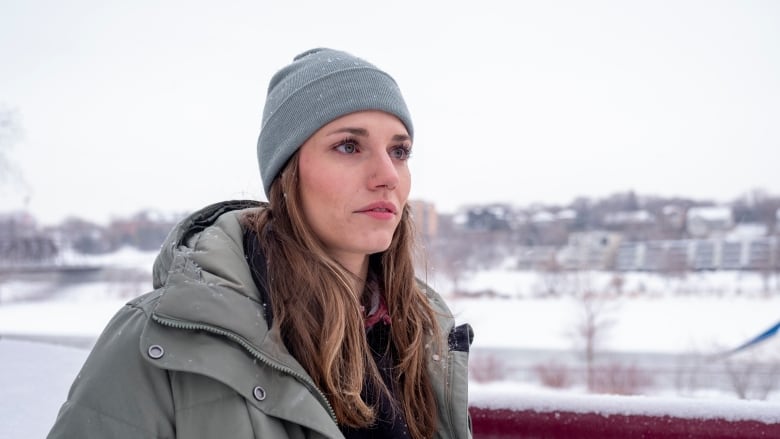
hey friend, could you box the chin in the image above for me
[363,240,394,255]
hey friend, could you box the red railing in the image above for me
[468,391,780,438]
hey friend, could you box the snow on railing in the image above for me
[469,388,780,438]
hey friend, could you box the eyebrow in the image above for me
[327,127,410,142]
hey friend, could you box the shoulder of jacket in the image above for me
[417,280,455,320]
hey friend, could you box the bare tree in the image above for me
[533,360,572,389]
[590,361,653,395]
[468,353,509,383]
[538,253,567,296]
[571,291,616,391]
[674,351,707,396]
[724,355,780,400]
[428,236,472,295]
[608,274,626,296]
[428,225,507,295]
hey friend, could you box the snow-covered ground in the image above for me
[2,247,780,437]
[0,339,86,439]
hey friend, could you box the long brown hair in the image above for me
[244,153,440,438]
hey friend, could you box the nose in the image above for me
[369,151,399,190]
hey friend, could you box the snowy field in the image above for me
[2,247,780,437]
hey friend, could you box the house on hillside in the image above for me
[661,204,686,230]
[603,210,656,226]
[686,206,733,238]
[526,209,575,246]
[602,209,659,241]
[453,204,514,231]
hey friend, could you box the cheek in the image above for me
[299,160,349,222]
[398,167,412,200]
[299,154,329,197]
[303,171,342,207]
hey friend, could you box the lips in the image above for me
[356,201,397,215]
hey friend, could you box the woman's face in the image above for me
[297,110,412,274]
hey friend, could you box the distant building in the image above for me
[408,200,438,242]
[661,205,686,230]
[557,231,622,270]
[453,203,513,231]
[514,246,558,270]
[614,236,779,272]
[615,240,691,272]
[556,209,578,224]
[51,217,113,254]
[529,209,576,225]
[600,208,668,241]
[603,210,656,226]
[530,210,555,224]
[726,223,767,240]
[686,206,733,238]
[107,210,181,251]
[520,209,576,246]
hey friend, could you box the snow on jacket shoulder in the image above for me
[47,200,473,439]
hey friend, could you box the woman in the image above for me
[48,48,473,439]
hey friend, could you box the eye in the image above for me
[334,138,359,154]
[390,145,412,161]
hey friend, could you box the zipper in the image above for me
[151,313,338,422]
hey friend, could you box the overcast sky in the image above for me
[1,0,779,225]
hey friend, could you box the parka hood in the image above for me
[152,200,263,289]
[147,199,290,352]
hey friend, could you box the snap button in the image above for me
[253,386,267,401]
[148,344,165,359]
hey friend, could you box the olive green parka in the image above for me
[48,201,473,439]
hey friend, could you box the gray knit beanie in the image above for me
[257,48,414,197]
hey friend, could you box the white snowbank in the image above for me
[469,381,780,423]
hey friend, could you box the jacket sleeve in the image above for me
[47,302,176,439]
